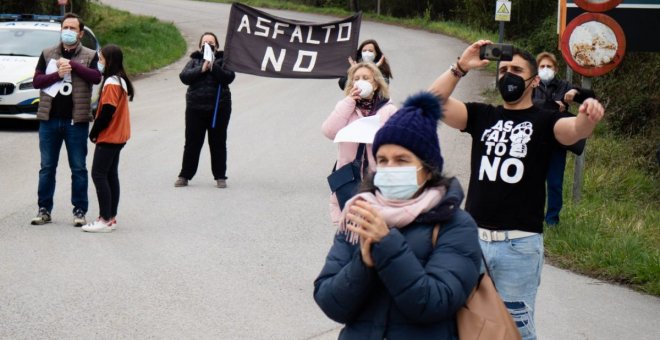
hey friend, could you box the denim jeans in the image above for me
[480,233,544,340]
[38,118,89,213]
[545,148,567,225]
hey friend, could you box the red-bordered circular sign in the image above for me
[561,13,626,77]
[574,0,623,13]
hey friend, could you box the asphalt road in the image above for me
[0,0,658,339]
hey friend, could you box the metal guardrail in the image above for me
[0,14,63,22]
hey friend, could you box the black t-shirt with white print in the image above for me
[463,102,562,233]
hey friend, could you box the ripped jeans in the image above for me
[480,233,544,340]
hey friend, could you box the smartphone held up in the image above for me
[479,43,513,61]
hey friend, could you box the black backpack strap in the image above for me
[353,143,369,177]
[331,143,367,174]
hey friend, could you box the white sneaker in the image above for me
[110,218,117,230]
[82,219,113,233]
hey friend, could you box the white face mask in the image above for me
[354,79,374,98]
[361,51,376,63]
[539,67,555,83]
[97,62,105,73]
[374,166,422,200]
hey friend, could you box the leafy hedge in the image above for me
[291,0,555,38]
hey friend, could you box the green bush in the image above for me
[593,53,660,138]
[516,16,558,56]
[286,0,555,35]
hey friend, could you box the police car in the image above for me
[0,14,100,120]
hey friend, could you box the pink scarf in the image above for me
[338,187,446,244]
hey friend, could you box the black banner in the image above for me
[223,3,362,78]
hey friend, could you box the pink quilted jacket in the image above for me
[322,96,398,224]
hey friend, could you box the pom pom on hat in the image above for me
[402,92,443,121]
[372,92,444,171]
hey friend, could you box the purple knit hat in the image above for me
[372,92,444,171]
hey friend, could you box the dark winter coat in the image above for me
[314,178,482,340]
[532,77,595,112]
[179,50,235,112]
[532,77,595,155]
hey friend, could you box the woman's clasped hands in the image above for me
[346,199,389,267]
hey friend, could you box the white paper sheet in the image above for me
[203,44,214,62]
[333,114,381,144]
[42,59,63,97]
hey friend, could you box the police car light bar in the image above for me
[0,14,63,22]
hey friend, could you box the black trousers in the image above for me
[178,105,231,180]
[91,143,124,220]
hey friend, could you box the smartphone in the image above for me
[479,43,513,61]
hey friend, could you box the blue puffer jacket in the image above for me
[314,178,481,340]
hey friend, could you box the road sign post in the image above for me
[495,1,511,22]
[558,0,638,202]
[495,1,511,84]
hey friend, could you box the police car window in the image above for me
[81,29,98,51]
[0,29,59,57]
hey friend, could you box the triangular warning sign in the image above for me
[497,3,510,14]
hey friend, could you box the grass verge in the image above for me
[546,134,659,295]
[86,2,187,75]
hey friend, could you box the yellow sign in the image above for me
[495,1,512,22]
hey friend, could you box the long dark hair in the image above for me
[355,39,393,79]
[359,159,450,195]
[99,44,134,101]
[198,32,219,49]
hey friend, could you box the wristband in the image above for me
[455,58,468,75]
[450,63,466,78]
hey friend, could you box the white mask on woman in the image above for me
[354,79,374,98]
[374,166,422,200]
[361,51,376,63]
[539,67,555,83]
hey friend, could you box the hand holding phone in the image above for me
[479,43,513,61]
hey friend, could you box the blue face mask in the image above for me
[97,62,105,73]
[374,166,423,200]
[61,29,78,45]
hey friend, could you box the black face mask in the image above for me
[498,72,535,103]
